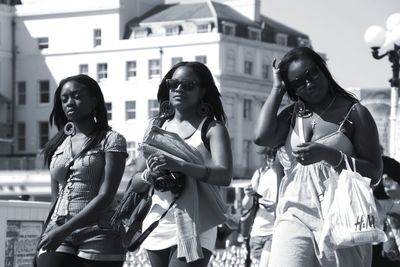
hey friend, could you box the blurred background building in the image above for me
[0,0,312,201]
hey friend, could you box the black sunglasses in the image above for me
[289,65,320,92]
[166,79,198,91]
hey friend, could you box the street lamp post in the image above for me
[365,13,400,158]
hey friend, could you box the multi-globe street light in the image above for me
[364,13,400,158]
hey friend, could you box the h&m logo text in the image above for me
[354,214,376,231]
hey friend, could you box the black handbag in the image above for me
[111,179,181,252]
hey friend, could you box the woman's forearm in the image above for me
[178,161,232,186]
[57,193,115,235]
[254,87,285,146]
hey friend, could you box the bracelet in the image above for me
[199,166,211,183]
[332,151,344,168]
[140,169,152,184]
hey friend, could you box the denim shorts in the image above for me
[43,221,126,261]
[250,235,273,260]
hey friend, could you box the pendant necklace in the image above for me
[311,95,337,129]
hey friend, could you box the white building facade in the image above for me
[4,0,311,178]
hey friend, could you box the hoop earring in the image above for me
[64,121,76,136]
[197,101,213,117]
[160,100,175,117]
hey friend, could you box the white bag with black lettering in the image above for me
[319,155,387,256]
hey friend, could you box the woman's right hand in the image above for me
[272,58,285,94]
[244,185,256,196]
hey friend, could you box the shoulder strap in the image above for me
[201,117,213,152]
[338,103,357,130]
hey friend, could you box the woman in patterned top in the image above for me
[37,74,128,267]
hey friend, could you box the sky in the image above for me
[261,0,399,89]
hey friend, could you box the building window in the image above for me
[224,97,234,119]
[195,56,207,65]
[276,33,288,46]
[248,28,261,41]
[125,101,136,120]
[38,121,49,149]
[226,50,236,72]
[97,63,108,81]
[37,37,49,50]
[17,122,25,151]
[17,81,26,105]
[79,64,88,75]
[222,22,235,36]
[105,102,112,121]
[148,59,160,79]
[133,28,150,39]
[127,141,137,162]
[297,37,311,47]
[243,99,252,119]
[126,61,137,80]
[148,99,158,119]
[244,61,253,75]
[94,29,102,47]
[171,57,182,67]
[242,139,252,169]
[262,64,270,80]
[39,80,50,104]
[197,23,211,33]
[165,25,181,36]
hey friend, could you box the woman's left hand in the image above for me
[292,142,329,165]
[146,153,182,173]
[38,226,68,252]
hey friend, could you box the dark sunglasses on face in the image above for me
[166,79,197,91]
[289,65,320,92]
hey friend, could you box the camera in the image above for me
[153,171,185,194]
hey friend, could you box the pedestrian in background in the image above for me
[37,74,128,267]
[131,61,233,267]
[372,152,400,266]
[242,147,283,266]
[254,47,382,266]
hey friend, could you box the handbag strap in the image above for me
[128,191,182,251]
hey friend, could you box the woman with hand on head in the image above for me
[254,47,382,266]
[36,74,128,267]
[131,61,233,267]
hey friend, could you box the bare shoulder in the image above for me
[206,120,229,139]
[207,120,227,132]
[349,102,375,125]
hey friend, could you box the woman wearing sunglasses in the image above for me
[131,61,233,266]
[254,47,382,266]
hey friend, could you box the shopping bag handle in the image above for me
[343,154,356,172]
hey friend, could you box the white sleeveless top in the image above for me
[142,117,217,251]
